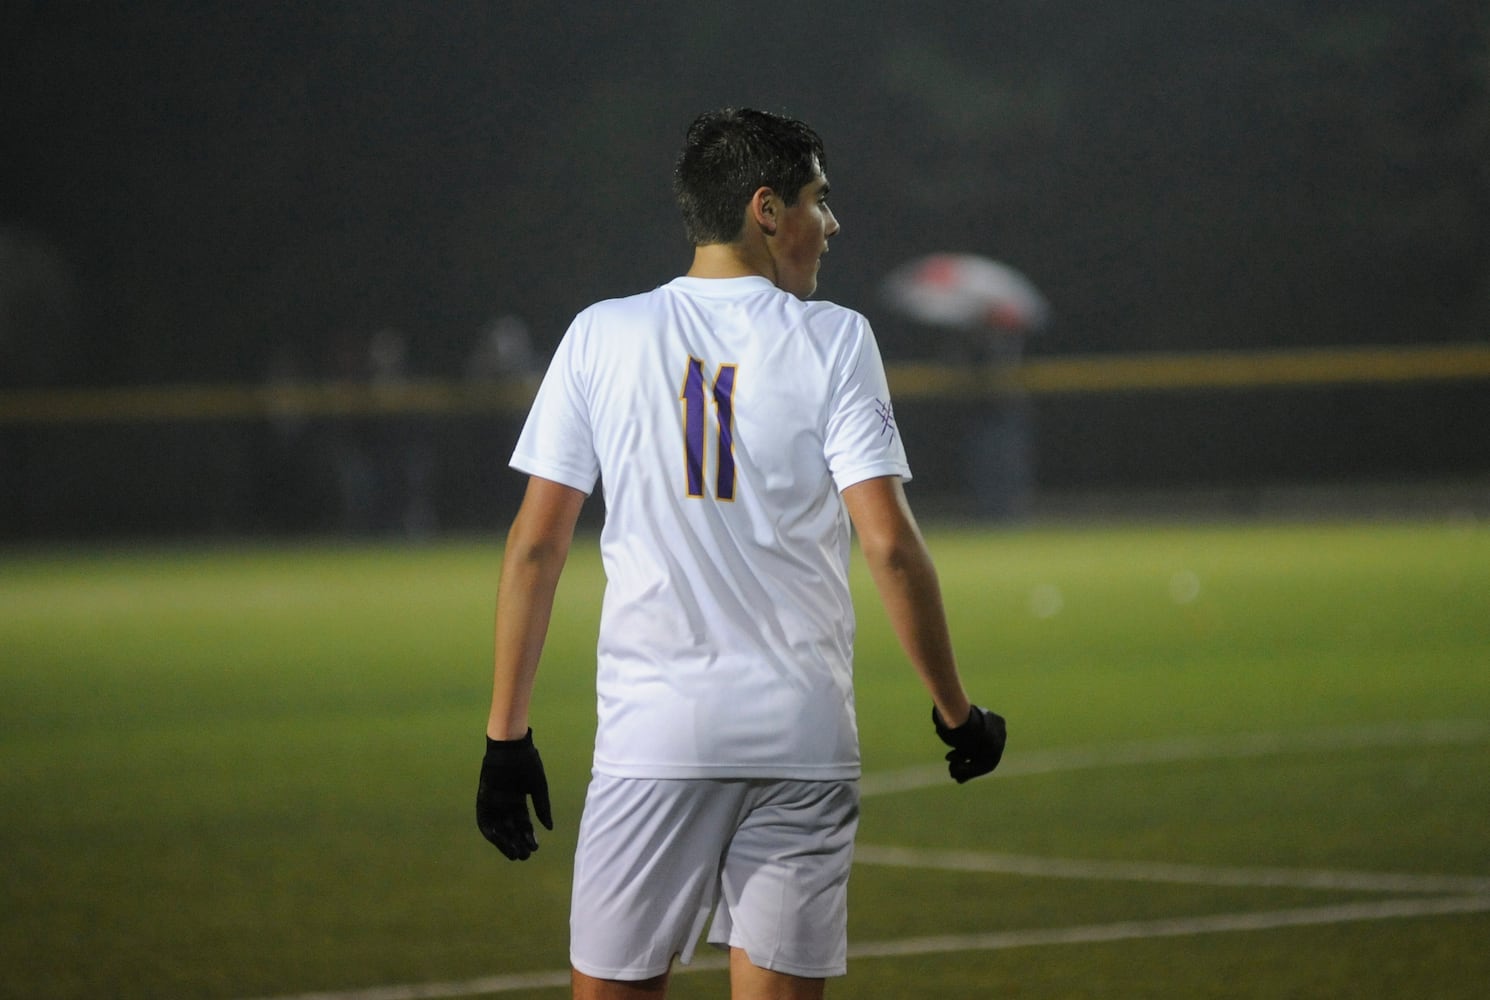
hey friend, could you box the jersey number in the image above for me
[681,357,737,500]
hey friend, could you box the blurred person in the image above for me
[465,313,537,382]
[325,326,436,537]
[253,342,320,532]
[882,253,1048,520]
[475,108,1006,1000]
[367,326,437,538]
[323,327,378,533]
[462,314,540,526]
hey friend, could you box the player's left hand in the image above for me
[933,704,1007,783]
[476,729,553,860]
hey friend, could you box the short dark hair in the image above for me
[673,108,827,246]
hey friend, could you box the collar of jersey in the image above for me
[666,275,779,297]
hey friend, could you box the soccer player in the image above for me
[477,107,1006,1000]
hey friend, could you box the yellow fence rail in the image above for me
[2,343,1487,425]
[887,342,1490,399]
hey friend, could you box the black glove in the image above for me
[476,729,553,860]
[933,705,1007,783]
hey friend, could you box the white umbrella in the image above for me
[883,253,1049,333]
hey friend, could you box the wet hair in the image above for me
[673,108,826,246]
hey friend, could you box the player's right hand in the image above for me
[933,704,1007,783]
[476,729,554,860]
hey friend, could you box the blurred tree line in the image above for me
[2,0,1487,389]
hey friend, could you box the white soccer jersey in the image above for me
[511,275,910,779]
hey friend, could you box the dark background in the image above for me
[3,1,1488,538]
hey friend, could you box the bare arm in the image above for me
[486,475,588,740]
[841,474,972,728]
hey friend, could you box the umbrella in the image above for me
[882,253,1049,333]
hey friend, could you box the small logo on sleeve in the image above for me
[874,398,897,439]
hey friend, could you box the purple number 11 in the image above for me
[681,357,738,500]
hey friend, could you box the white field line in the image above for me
[843,895,1490,961]
[238,896,1490,1000]
[234,969,576,1000]
[853,845,1490,895]
[858,718,1490,797]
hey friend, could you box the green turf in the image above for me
[2,520,1487,999]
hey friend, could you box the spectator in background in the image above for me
[465,313,537,383]
[882,253,1048,520]
[324,326,436,538]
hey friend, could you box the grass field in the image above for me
[2,518,1488,999]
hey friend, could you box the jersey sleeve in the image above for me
[509,319,601,494]
[823,313,912,491]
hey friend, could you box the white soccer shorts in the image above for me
[569,774,860,981]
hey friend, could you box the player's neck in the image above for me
[686,242,776,286]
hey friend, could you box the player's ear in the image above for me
[749,186,778,237]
